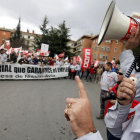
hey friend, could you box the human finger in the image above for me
[120,80,136,93]
[64,109,70,121]
[66,98,79,104]
[130,28,136,38]
[75,76,88,99]
[119,86,135,99]
[118,91,132,100]
[122,77,136,86]
[135,23,140,38]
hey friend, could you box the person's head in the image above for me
[104,62,112,71]
[31,56,34,60]
[0,49,4,54]
[34,54,37,58]
[11,50,15,54]
[39,55,43,60]
[20,52,23,56]
[117,69,124,82]
[23,55,27,59]
[99,65,102,68]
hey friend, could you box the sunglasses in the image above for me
[117,72,123,75]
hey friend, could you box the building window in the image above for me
[116,40,118,44]
[113,56,116,60]
[106,47,110,52]
[94,53,98,59]
[100,54,108,60]
[101,46,104,51]
[95,46,99,51]
[96,39,98,43]
[28,36,30,39]
[114,47,117,52]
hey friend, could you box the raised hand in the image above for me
[64,76,96,138]
[124,23,140,50]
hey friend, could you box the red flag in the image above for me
[94,60,99,67]
[36,49,40,52]
[5,40,11,50]
[81,48,92,70]
[73,56,77,63]
[58,52,65,58]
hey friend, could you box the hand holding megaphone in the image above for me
[123,23,140,50]
[98,0,140,45]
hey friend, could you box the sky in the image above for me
[0,0,140,41]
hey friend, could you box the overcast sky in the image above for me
[0,0,140,41]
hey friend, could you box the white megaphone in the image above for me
[98,0,139,45]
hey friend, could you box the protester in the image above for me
[44,56,50,65]
[32,54,38,65]
[0,49,7,64]
[49,57,54,66]
[55,58,63,66]
[70,62,77,80]
[18,55,29,64]
[104,69,124,117]
[95,65,103,83]
[86,64,96,82]
[64,60,70,66]
[75,61,81,78]
[38,55,44,66]
[29,56,34,65]
[96,62,117,119]
[8,50,17,63]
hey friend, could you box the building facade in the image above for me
[91,35,124,63]
[0,27,41,51]
[0,27,13,46]
[68,34,93,58]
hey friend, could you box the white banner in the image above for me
[0,64,69,79]
[41,43,49,52]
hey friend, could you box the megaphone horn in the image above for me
[98,0,139,45]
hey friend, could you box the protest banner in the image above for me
[41,43,49,52]
[0,63,69,79]
[81,48,92,70]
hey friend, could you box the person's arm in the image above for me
[76,131,103,140]
[119,24,140,100]
[4,54,7,62]
[105,101,132,138]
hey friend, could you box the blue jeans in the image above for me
[76,70,81,79]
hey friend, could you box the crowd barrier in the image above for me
[0,63,69,79]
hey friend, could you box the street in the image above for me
[0,79,107,140]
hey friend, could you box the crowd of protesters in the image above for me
[0,48,70,66]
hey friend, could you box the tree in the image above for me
[34,16,49,50]
[34,17,74,58]
[10,17,27,50]
[58,21,73,58]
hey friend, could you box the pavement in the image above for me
[0,78,107,140]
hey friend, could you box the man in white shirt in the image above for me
[0,49,7,64]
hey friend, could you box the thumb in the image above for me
[75,76,88,99]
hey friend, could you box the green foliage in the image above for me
[34,16,74,58]
[10,17,27,49]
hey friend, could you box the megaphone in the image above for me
[98,0,138,45]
